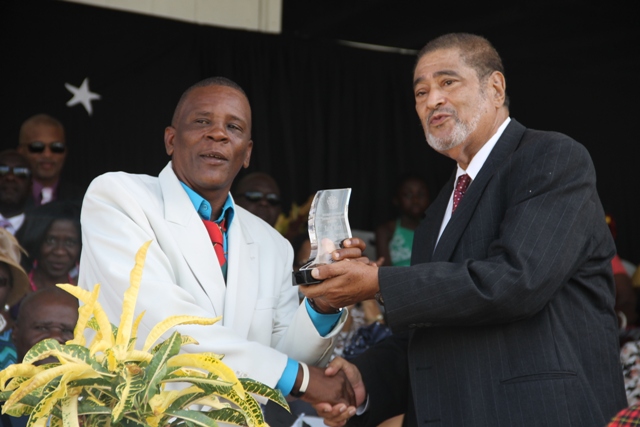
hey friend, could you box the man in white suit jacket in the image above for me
[78,77,357,406]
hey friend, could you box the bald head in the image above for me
[171,76,250,128]
[13,287,79,362]
[17,114,67,186]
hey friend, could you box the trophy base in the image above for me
[293,268,322,285]
[292,261,323,285]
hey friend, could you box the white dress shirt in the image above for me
[436,117,511,245]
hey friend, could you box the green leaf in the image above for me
[152,335,199,354]
[112,366,146,423]
[50,415,63,427]
[239,378,289,411]
[165,390,207,412]
[119,414,149,427]
[22,340,107,375]
[31,384,64,420]
[222,389,265,427]
[77,400,112,416]
[204,408,249,426]
[67,376,113,390]
[164,409,219,427]
[87,317,118,342]
[2,401,36,417]
[144,331,182,403]
[60,396,80,427]
[162,372,234,391]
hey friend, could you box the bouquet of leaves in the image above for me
[0,241,288,427]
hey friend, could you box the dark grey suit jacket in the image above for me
[351,120,627,427]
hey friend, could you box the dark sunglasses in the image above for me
[0,165,31,179]
[26,141,66,154]
[240,191,281,205]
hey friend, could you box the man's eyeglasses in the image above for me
[25,141,66,154]
[0,165,31,179]
[240,191,281,206]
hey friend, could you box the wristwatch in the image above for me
[374,291,385,306]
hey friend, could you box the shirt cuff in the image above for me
[356,394,370,415]
[275,358,299,395]
[305,298,342,336]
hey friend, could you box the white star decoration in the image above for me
[65,77,101,116]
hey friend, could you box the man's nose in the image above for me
[41,146,55,157]
[207,124,229,141]
[48,330,71,344]
[426,88,445,111]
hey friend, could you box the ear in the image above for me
[488,71,506,107]
[164,127,175,156]
[243,140,253,169]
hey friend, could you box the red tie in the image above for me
[202,219,226,266]
[452,174,472,214]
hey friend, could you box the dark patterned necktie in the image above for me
[202,218,227,270]
[452,174,472,214]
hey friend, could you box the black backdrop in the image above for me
[2,1,638,263]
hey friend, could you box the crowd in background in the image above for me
[2,106,640,427]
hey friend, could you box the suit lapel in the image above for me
[431,120,526,262]
[222,210,260,336]
[159,163,226,315]
[412,172,455,264]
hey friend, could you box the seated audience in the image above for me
[606,404,640,426]
[10,201,81,320]
[16,114,85,208]
[375,174,430,266]
[0,287,78,427]
[12,287,79,363]
[233,171,282,228]
[0,150,32,236]
[606,213,638,330]
[0,229,29,370]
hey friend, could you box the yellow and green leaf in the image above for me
[239,378,289,411]
[116,240,151,349]
[142,315,220,352]
[167,354,244,399]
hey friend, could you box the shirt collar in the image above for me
[31,179,59,201]
[457,117,511,180]
[0,212,25,234]
[179,182,235,227]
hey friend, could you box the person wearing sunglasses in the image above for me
[233,171,282,228]
[17,114,85,208]
[0,150,33,236]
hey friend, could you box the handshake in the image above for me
[294,236,384,426]
[294,356,365,427]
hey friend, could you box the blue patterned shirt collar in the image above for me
[179,182,235,227]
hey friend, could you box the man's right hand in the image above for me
[312,357,367,426]
[297,364,356,407]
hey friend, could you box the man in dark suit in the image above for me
[300,33,627,427]
[17,114,85,209]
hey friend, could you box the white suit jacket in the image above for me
[78,162,346,388]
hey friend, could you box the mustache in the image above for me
[427,107,457,123]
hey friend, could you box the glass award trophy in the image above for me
[293,188,352,285]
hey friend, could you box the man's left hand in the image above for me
[300,258,379,309]
[332,237,368,262]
